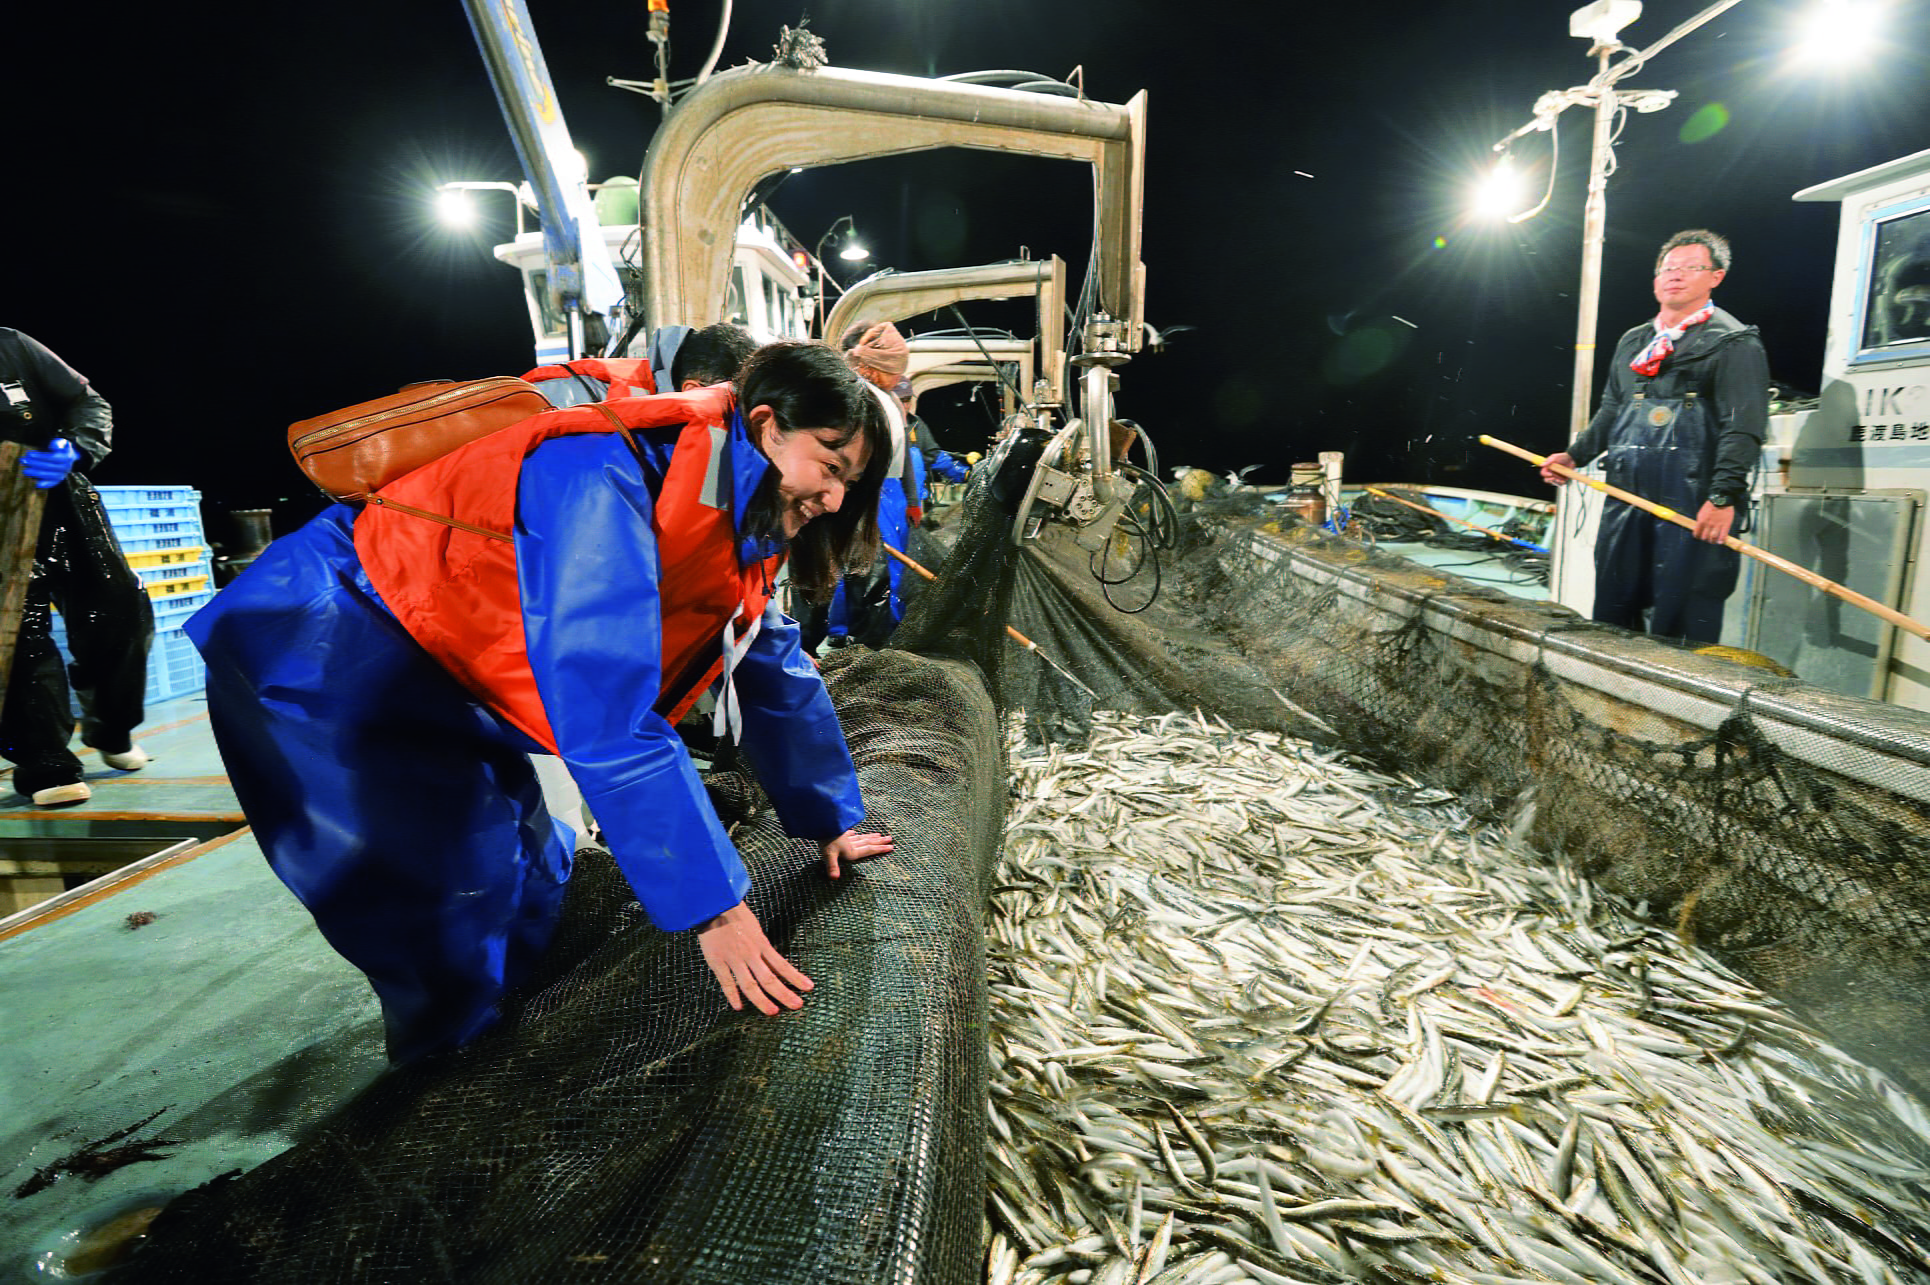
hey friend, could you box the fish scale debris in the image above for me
[985,710,1930,1285]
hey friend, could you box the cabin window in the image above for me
[725,266,750,328]
[526,270,566,340]
[765,277,785,336]
[1852,198,1930,365]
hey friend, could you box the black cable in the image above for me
[947,305,1026,404]
[1116,460,1177,549]
[1100,505,1162,615]
[1087,475,1169,613]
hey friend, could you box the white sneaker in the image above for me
[31,782,92,807]
[100,745,150,771]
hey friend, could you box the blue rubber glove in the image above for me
[20,438,80,488]
[930,450,971,483]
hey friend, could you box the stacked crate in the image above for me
[49,486,211,706]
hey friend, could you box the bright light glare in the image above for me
[1471,160,1527,221]
[839,239,871,261]
[1792,0,1883,65]
[435,189,479,229]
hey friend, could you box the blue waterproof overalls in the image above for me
[188,411,863,1062]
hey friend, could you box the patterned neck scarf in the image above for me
[1630,303,1714,376]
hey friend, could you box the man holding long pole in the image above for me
[1539,228,1768,643]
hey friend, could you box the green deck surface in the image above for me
[1379,540,1550,600]
[0,694,384,1276]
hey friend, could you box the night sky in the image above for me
[8,0,1927,546]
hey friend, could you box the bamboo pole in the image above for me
[880,541,1098,698]
[1480,434,1930,643]
[1363,485,1549,552]
[0,443,48,706]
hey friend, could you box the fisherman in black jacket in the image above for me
[1541,229,1768,644]
[1,329,153,806]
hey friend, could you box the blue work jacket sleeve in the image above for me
[906,441,929,508]
[516,434,749,933]
[930,450,971,483]
[731,602,867,840]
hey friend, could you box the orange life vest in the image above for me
[520,357,658,401]
[354,387,780,753]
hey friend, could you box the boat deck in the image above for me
[0,695,383,1271]
[1371,538,1549,599]
[0,511,1552,1269]
[1239,483,1554,604]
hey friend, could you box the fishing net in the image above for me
[110,647,1006,1284]
[102,461,1930,1280]
[893,475,1308,747]
[936,474,1930,1100]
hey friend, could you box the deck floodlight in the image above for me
[1570,0,1642,45]
[1793,0,1883,65]
[817,215,871,265]
[432,180,533,235]
[1472,158,1526,221]
[435,189,480,229]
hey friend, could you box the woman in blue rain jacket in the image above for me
[189,343,894,1062]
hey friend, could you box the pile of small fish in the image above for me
[985,709,1930,1285]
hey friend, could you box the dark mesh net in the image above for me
[976,498,1930,1097]
[892,475,1302,746]
[111,649,1005,1284]
[100,466,1930,1279]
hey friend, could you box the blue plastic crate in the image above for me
[96,485,199,507]
[102,501,201,526]
[148,628,206,703]
[117,531,199,553]
[108,516,203,546]
[152,588,215,632]
[97,486,205,555]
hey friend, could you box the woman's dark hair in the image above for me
[736,341,891,599]
[671,322,757,389]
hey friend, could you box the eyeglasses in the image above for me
[1655,265,1719,277]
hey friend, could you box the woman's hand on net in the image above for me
[822,828,895,879]
[697,900,813,1015]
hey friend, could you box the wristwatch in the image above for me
[1707,493,1736,509]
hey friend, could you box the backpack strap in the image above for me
[364,494,513,543]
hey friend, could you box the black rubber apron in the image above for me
[1591,389,1740,643]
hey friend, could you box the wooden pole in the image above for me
[1479,434,1930,643]
[1363,486,1548,552]
[880,541,1098,698]
[0,443,48,706]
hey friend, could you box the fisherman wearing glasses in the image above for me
[1539,229,1769,644]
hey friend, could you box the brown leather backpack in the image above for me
[288,377,550,504]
